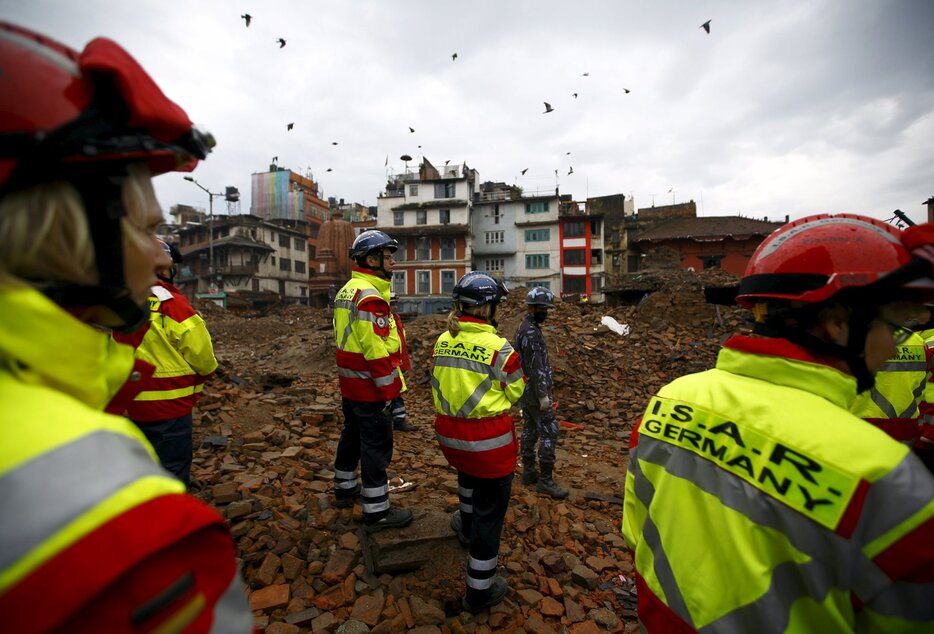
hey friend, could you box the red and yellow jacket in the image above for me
[0,287,254,632]
[431,316,526,478]
[333,269,402,402]
[113,281,217,422]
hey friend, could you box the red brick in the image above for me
[249,584,290,611]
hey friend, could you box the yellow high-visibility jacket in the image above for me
[623,335,934,633]
[333,269,402,402]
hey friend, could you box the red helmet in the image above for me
[0,21,213,191]
[737,213,934,308]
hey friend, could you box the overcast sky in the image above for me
[3,0,933,224]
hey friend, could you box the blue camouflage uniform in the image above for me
[514,313,559,467]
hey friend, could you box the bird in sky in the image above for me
[700,20,711,34]
[241,14,252,27]
[554,169,558,176]
[272,156,278,163]
[543,102,554,114]
[445,159,451,166]
[277,38,287,48]
[452,53,458,61]
[582,72,590,77]
[568,166,574,175]
[409,126,415,133]
[287,122,294,131]
[521,168,529,175]
[326,168,333,172]
[572,92,578,98]
[331,141,338,145]
[566,152,572,156]
[623,88,631,94]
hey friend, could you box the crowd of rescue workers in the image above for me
[1,20,932,633]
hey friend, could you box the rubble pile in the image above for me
[191,270,750,633]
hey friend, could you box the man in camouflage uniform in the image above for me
[514,287,569,499]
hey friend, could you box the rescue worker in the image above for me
[622,214,934,632]
[113,239,218,486]
[514,287,569,498]
[332,230,413,532]
[432,272,526,613]
[0,22,254,631]
[915,319,934,471]
[849,310,928,446]
[388,291,414,432]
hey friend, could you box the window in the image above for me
[392,271,406,295]
[439,209,450,224]
[591,274,603,292]
[279,258,291,271]
[393,211,404,226]
[564,250,585,265]
[416,210,427,225]
[700,255,724,269]
[564,221,585,237]
[440,237,455,260]
[309,224,320,238]
[301,287,307,297]
[409,184,418,196]
[485,231,504,245]
[611,230,620,245]
[493,204,501,224]
[590,219,602,237]
[270,256,276,265]
[525,228,551,242]
[416,237,431,260]
[564,276,586,293]
[525,254,550,269]
[590,249,603,265]
[294,237,306,251]
[308,245,316,259]
[394,238,406,262]
[525,201,548,214]
[530,281,551,290]
[434,182,456,198]
[441,270,456,294]
[294,260,306,274]
[485,258,504,272]
[417,270,431,294]
[278,234,290,247]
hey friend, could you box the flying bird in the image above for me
[326,168,333,172]
[565,151,571,155]
[452,53,458,61]
[572,92,578,98]
[272,156,278,163]
[568,167,574,175]
[700,20,711,34]
[287,122,294,131]
[331,141,338,145]
[277,38,287,48]
[409,126,415,133]
[543,102,554,114]
[582,72,590,77]
[444,159,451,166]
[241,13,252,27]
[623,88,631,94]
[521,168,529,175]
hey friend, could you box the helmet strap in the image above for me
[41,170,148,332]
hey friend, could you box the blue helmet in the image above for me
[349,230,398,261]
[452,272,508,306]
[525,287,555,308]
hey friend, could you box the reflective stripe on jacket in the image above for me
[113,281,218,421]
[623,335,934,633]
[850,334,927,444]
[916,328,934,450]
[333,269,402,402]
[0,287,254,632]
[432,317,526,477]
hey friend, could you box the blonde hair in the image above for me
[0,164,154,290]
[446,302,493,336]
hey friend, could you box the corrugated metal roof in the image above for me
[633,216,783,242]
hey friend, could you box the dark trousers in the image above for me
[520,403,559,467]
[134,413,193,486]
[458,471,513,602]
[335,399,394,521]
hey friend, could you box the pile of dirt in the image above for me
[189,269,751,632]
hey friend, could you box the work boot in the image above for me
[536,464,569,499]
[363,507,413,534]
[463,576,509,614]
[450,510,470,547]
[393,418,414,432]
[334,484,360,509]
[521,457,538,485]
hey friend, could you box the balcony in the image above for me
[216,263,258,276]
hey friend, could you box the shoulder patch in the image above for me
[376,315,388,329]
[151,285,174,302]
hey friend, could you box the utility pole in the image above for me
[183,176,237,291]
